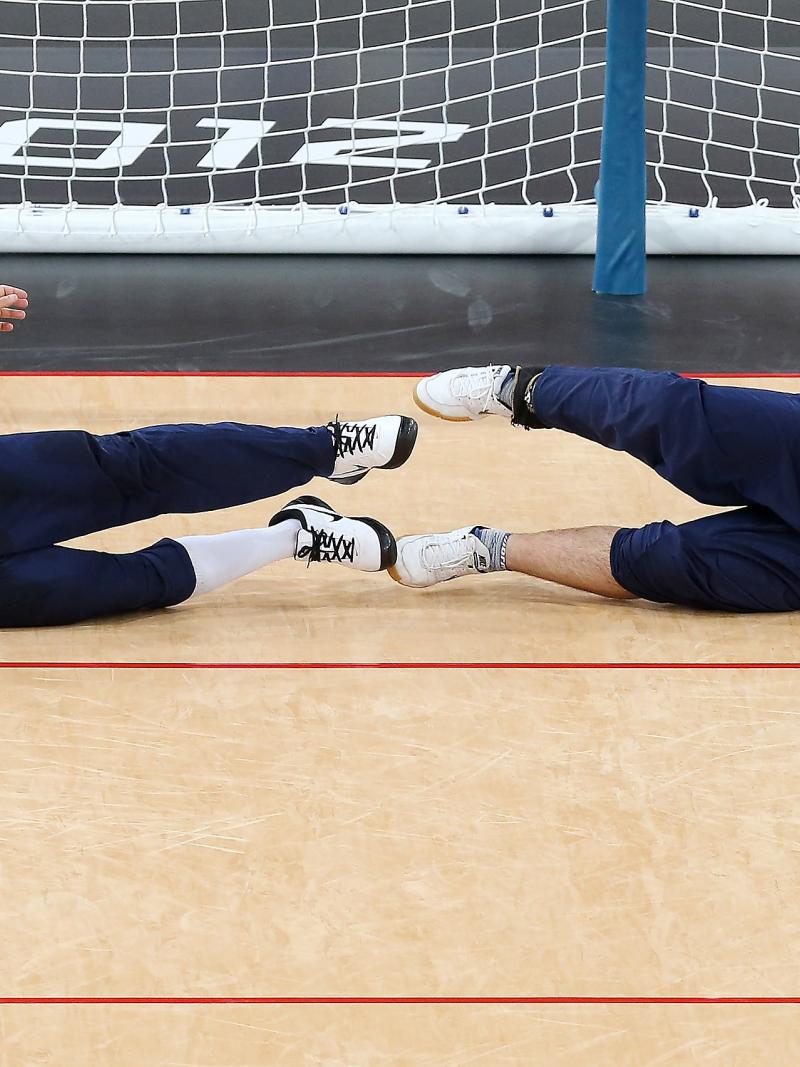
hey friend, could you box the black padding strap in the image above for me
[510,366,546,429]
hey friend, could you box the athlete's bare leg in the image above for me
[505,527,635,600]
[398,363,800,613]
[389,523,636,600]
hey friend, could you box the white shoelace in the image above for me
[422,532,474,577]
[452,368,498,406]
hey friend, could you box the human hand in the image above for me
[0,285,28,332]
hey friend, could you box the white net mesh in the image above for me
[0,0,797,252]
[648,0,800,210]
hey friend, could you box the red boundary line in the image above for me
[683,372,800,380]
[1,367,793,1007]
[0,370,797,379]
[1,997,799,1005]
[1,661,799,669]
[0,370,422,378]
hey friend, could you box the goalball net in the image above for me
[0,0,798,253]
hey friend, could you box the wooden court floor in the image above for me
[1,373,798,665]
[2,374,799,1064]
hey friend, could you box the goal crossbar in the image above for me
[0,0,797,260]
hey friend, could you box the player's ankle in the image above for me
[510,366,547,430]
[471,526,510,572]
[496,370,515,411]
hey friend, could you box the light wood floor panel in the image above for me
[0,375,798,662]
[2,1003,798,1066]
[2,376,795,1059]
[3,667,798,998]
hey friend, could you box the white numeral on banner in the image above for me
[195,118,276,169]
[0,119,165,169]
[291,119,470,170]
[0,117,469,172]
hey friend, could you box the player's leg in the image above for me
[415,364,800,528]
[611,507,800,612]
[0,497,396,628]
[390,523,633,599]
[0,415,416,556]
[183,495,396,597]
[390,508,800,613]
[0,539,197,628]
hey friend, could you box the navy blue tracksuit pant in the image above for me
[2,369,798,626]
[0,422,334,627]
[533,366,800,613]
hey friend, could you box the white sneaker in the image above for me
[269,496,396,572]
[327,415,418,484]
[414,365,512,422]
[388,527,491,588]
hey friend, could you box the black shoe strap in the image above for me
[511,366,546,430]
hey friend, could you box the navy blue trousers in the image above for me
[533,366,800,612]
[0,422,334,627]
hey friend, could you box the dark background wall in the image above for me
[1,1,798,211]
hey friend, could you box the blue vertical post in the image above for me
[593,0,648,296]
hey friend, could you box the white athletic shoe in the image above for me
[327,415,418,485]
[270,496,396,572]
[388,527,491,588]
[413,365,513,422]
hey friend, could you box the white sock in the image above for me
[176,520,301,599]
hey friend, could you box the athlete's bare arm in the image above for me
[0,285,28,332]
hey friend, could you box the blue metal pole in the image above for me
[593,0,648,296]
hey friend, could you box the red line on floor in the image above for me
[0,370,423,378]
[0,371,797,380]
[1,996,798,1005]
[684,373,800,379]
[0,661,797,670]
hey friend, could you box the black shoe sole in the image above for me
[331,415,419,486]
[269,495,397,570]
[269,494,333,527]
[357,514,397,569]
[383,415,419,469]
